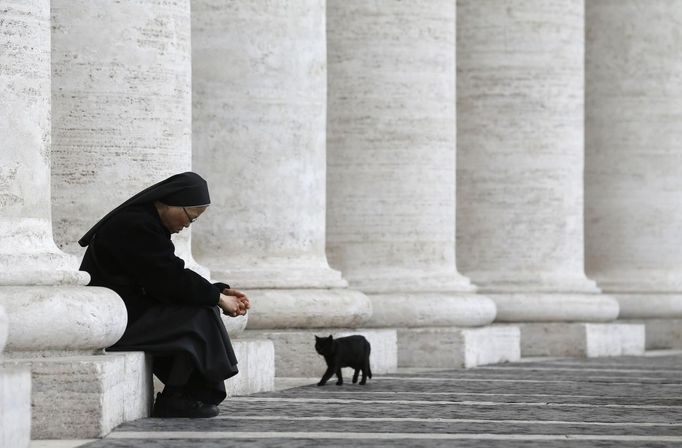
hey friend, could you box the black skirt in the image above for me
[107,303,238,405]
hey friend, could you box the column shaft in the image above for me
[457,0,617,321]
[192,0,371,329]
[326,0,495,328]
[0,0,85,286]
[586,0,682,320]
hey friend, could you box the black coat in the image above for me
[80,202,237,404]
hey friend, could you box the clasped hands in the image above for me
[218,289,251,317]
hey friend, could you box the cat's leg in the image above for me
[318,367,335,386]
[335,366,343,386]
[352,368,360,384]
[360,357,370,385]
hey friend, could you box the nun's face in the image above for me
[156,204,208,233]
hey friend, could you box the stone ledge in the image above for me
[365,292,496,327]
[225,339,275,396]
[5,352,151,439]
[518,323,645,357]
[152,339,276,397]
[620,318,682,350]
[243,328,397,378]
[245,289,372,329]
[0,366,31,448]
[397,325,521,368]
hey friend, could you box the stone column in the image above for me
[457,0,641,357]
[192,0,377,377]
[0,0,137,439]
[49,0,244,329]
[325,1,517,368]
[586,0,682,348]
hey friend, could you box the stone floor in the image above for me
[34,351,682,447]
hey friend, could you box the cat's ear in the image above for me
[315,335,320,341]
[327,335,333,340]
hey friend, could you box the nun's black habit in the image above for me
[79,172,237,405]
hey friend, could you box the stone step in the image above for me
[519,323,646,357]
[397,325,521,368]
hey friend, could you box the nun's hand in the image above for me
[218,293,243,317]
[222,288,251,314]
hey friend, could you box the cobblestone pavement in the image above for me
[82,352,682,447]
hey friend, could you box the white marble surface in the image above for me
[366,293,496,327]
[6,353,150,439]
[192,0,342,288]
[457,0,596,296]
[585,1,682,317]
[491,293,619,322]
[0,366,31,448]
[326,0,472,293]
[191,0,370,329]
[397,325,520,368]
[51,0,194,257]
[0,0,86,286]
[0,286,126,351]
[245,289,371,329]
[518,322,645,357]
[225,339,275,396]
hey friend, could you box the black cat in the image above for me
[314,334,372,386]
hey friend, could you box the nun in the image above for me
[78,172,250,418]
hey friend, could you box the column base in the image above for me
[0,366,31,448]
[397,325,520,368]
[244,328,397,378]
[366,292,496,327]
[612,293,682,318]
[245,289,372,329]
[621,318,682,349]
[490,293,619,322]
[225,339,275,396]
[0,286,126,351]
[5,352,152,439]
[518,323,645,357]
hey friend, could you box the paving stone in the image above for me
[80,352,682,448]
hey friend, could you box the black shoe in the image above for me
[152,391,220,418]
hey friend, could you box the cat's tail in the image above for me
[366,344,372,378]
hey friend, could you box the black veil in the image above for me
[78,172,210,247]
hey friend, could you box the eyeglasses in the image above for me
[182,207,198,223]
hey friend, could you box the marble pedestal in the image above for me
[620,319,682,350]
[0,286,151,439]
[225,339,275,396]
[244,329,397,379]
[488,292,643,358]
[4,352,151,439]
[612,294,682,349]
[518,323,645,357]
[397,325,521,369]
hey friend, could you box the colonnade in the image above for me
[1,0,681,443]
